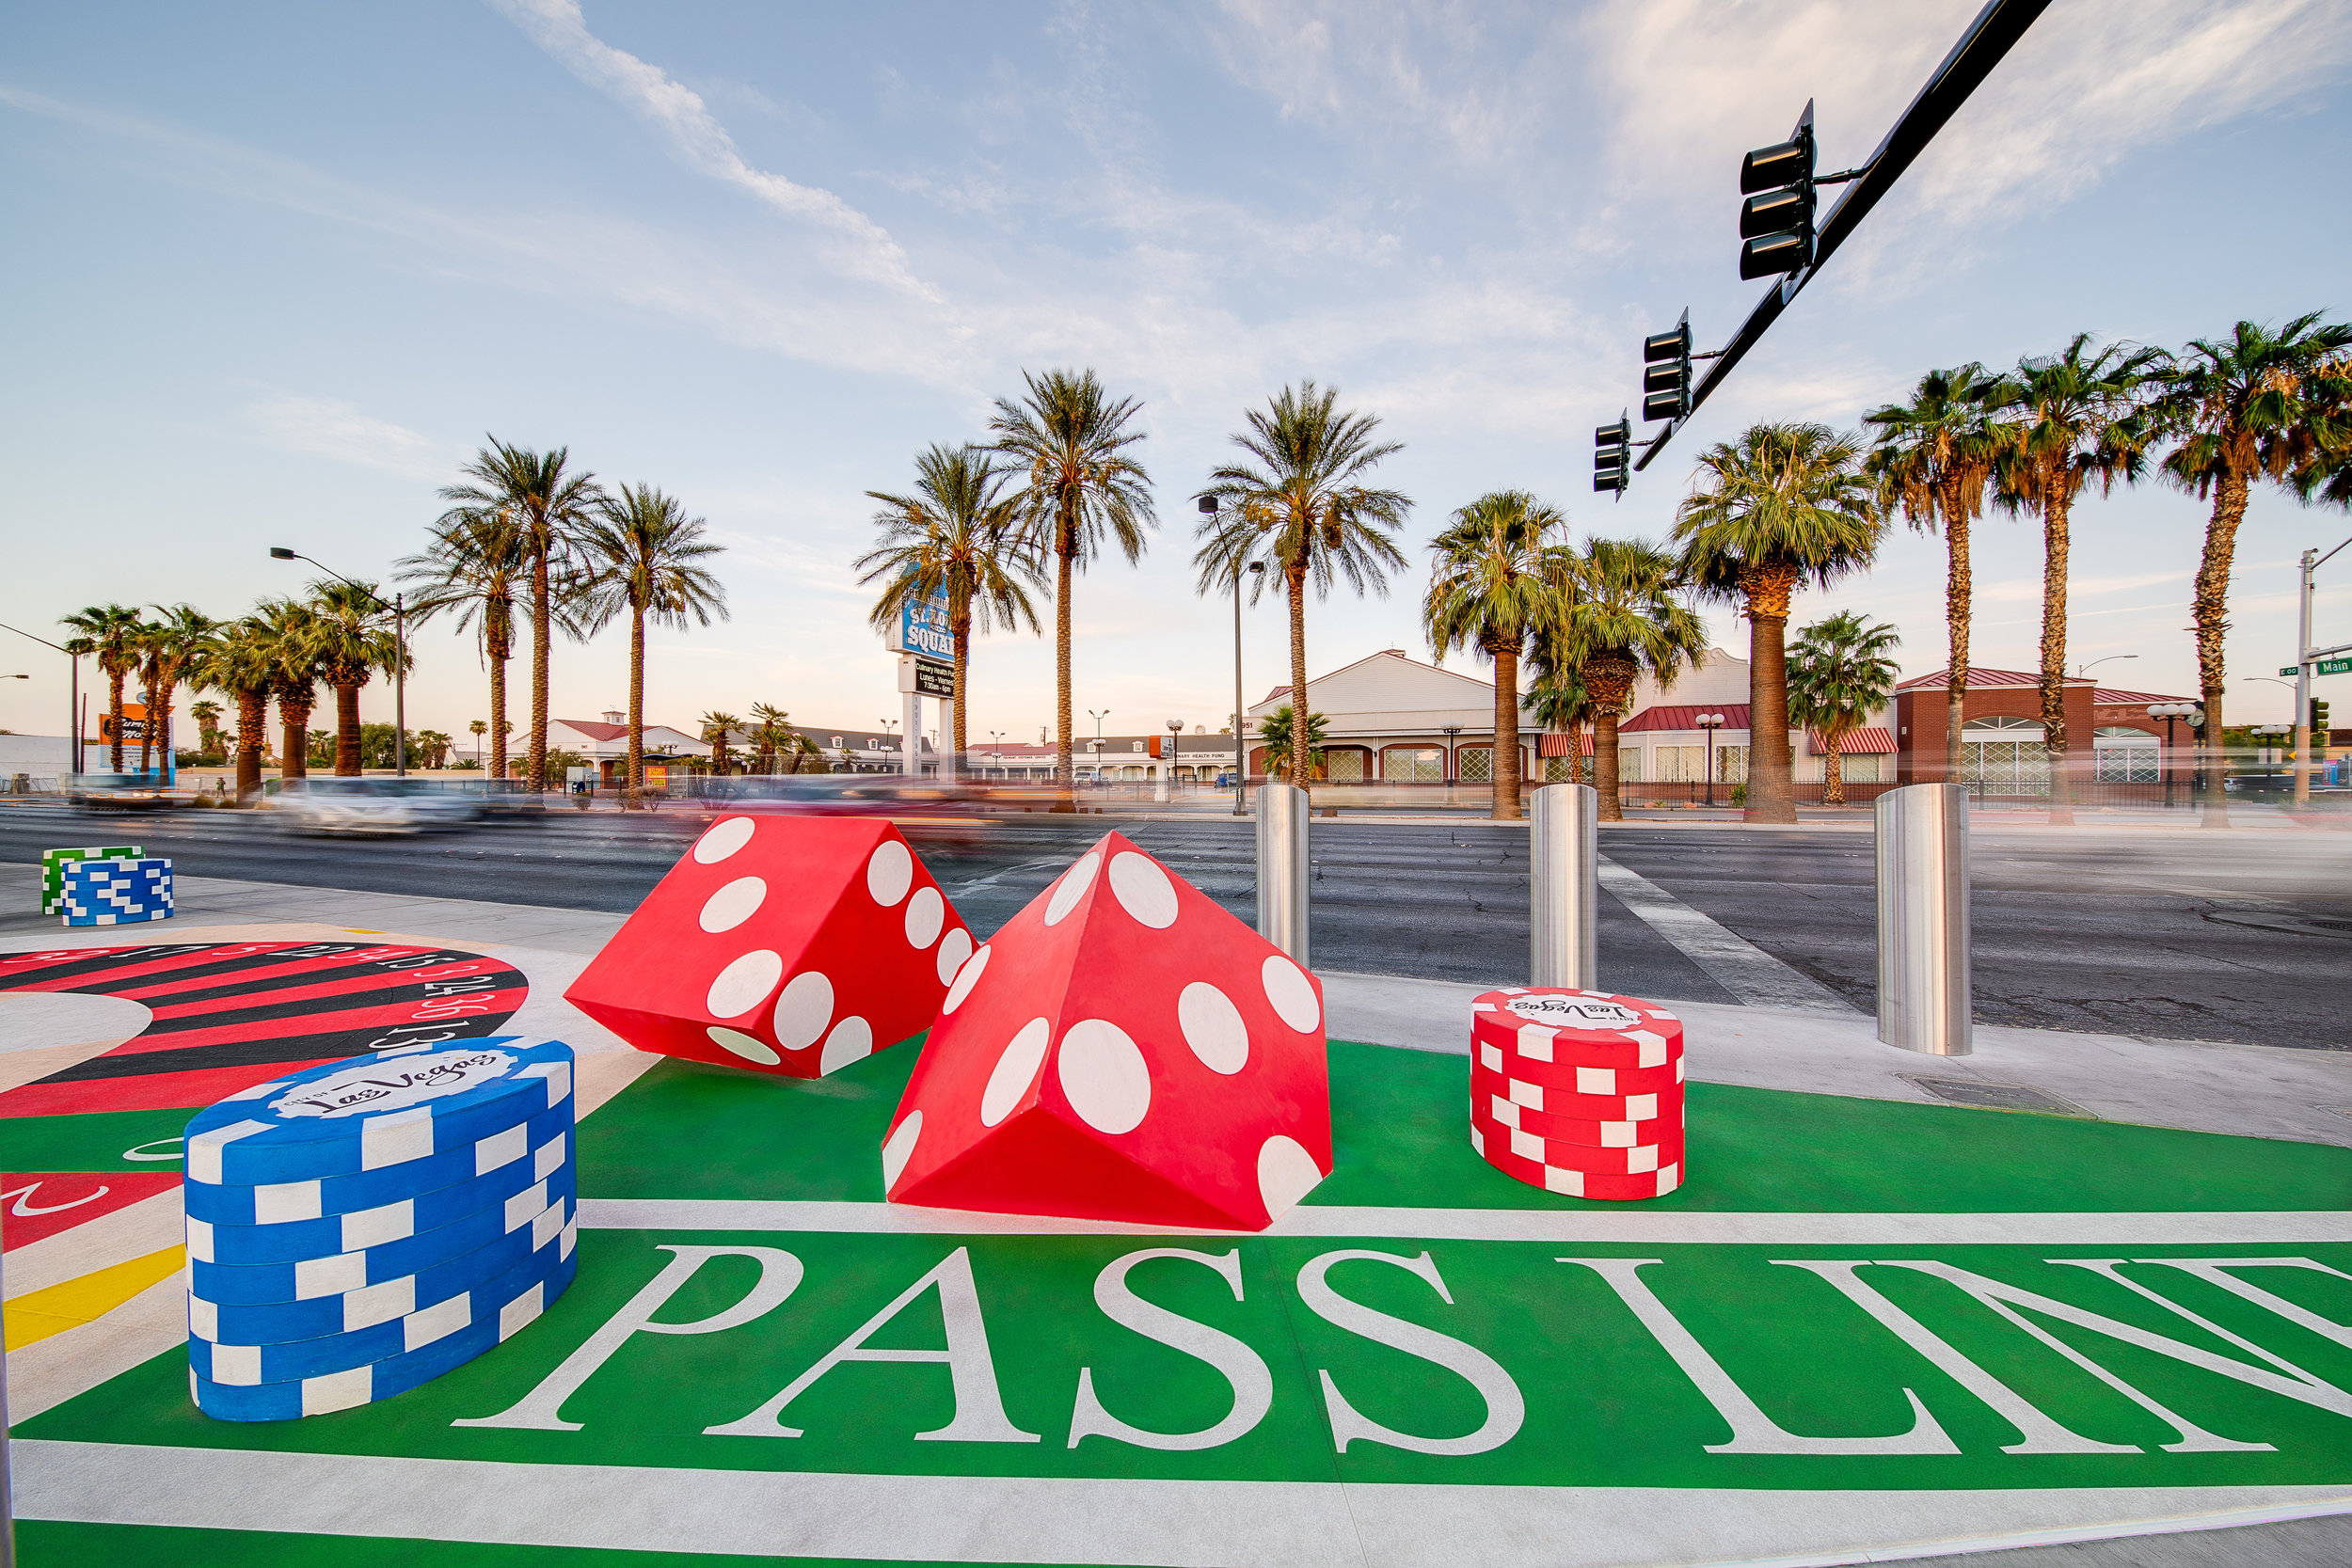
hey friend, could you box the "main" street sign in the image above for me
[2281,657,2352,676]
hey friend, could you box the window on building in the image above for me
[1841,754,1882,784]
[2092,726,2158,783]
[1544,755,1577,782]
[1654,744,1704,782]
[1457,747,1491,782]
[1383,747,1443,782]
[830,736,842,749]
[1326,750,1364,782]
[1131,740,1145,752]
[1714,745,1748,784]
[1618,750,1643,783]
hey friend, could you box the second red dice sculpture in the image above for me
[565,815,971,1079]
[882,831,1332,1230]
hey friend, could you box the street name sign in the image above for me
[2281,658,2352,676]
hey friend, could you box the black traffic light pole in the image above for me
[1632,0,2049,474]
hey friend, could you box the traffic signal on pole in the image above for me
[1739,120,1816,279]
[1642,322,1692,422]
[2313,698,2331,736]
[1595,419,1629,495]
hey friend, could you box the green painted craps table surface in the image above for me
[20,1041,2352,1566]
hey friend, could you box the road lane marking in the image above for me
[1597,858,1857,1012]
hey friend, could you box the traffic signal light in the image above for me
[1739,121,1816,279]
[1594,419,1629,495]
[1642,322,1692,422]
[2313,698,2331,736]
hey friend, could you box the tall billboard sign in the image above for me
[886,587,953,660]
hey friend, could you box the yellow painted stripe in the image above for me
[4,1244,184,1351]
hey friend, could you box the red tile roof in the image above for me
[557,720,629,741]
[1894,668,2084,691]
[2093,687,2191,705]
[1621,704,1752,733]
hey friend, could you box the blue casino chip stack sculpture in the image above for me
[182,1037,580,1421]
[58,856,173,926]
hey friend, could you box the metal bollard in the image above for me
[1529,784,1597,988]
[1875,783,1971,1055]
[1256,782,1310,964]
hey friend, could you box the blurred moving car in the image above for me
[275,778,485,834]
[62,771,173,811]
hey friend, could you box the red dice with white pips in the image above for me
[1467,987,1686,1199]
[564,816,970,1080]
[881,831,1332,1231]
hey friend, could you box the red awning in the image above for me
[1812,726,1896,755]
[1536,733,1596,757]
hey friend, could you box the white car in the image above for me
[274,778,482,834]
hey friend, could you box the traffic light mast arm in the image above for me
[1633,0,2048,473]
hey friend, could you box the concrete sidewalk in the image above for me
[8,863,2346,1153]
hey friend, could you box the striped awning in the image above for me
[1537,732,1595,757]
[1811,726,1896,755]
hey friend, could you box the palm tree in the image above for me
[416,730,453,768]
[191,699,225,758]
[193,617,276,800]
[437,441,604,789]
[746,703,788,774]
[1864,366,2005,782]
[138,604,218,777]
[468,719,488,765]
[59,604,147,770]
[701,712,741,776]
[989,372,1154,794]
[575,484,729,806]
[858,444,1041,783]
[403,505,539,784]
[246,599,322,781]
[1526,667,1599,786]
[1993,336,2165,824]
[1255,704,1328,780]
[1554,538,1708,822]
[2147,313,2352,825]
[1197,381,1411,791]
[308,580,404,776]
[1422,490,1567,820]
[1786,612,1901,807]
[1674,423,1883,824]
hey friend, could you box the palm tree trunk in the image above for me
[1822,738,1845,807]
[137,678,155,776]
[488,652,509,782]
[710,729,727,774]
[1285,566,1311,792]
[153,676,178,781]
[235,691,265,800]
[1595,711,1624,822]
[2039,485,2075,826]
[2193,471,2248,829]
[106,670,126,771]
[280,694,313,780]
[627,605,645,808]
[1743,566,1799,824]
[530,537,551,792]
[1941,479,1972,786]
[1491,639,1521,820]
[334,684,362,775]
[1055,534,1074,805]
[951,607,972,785]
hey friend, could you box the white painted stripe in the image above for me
[575,1198,2352,1246]
[15,1441,2349,1568]
[1598,858,1856,1013]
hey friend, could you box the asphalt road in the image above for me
[5,802,2349,1050]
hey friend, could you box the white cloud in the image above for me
[242,394,446,479]
[488,0,936,301]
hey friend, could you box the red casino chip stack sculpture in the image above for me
[1467,986,1685,1199]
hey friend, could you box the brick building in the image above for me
[1893,669,2192,793]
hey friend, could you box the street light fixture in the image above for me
[272,546,410,777]
[1695,712,1725,807]
[1204,492,1268,817]
[1,618,84,773]
[2074,654,2137,678]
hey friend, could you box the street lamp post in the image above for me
[1088,709,1109,786]
[0,620,82,774]
[2291,535,2352,805]
[1441,724,1462,806]
[2147,703,2200,810]
[1204,492,1268,818]
[271,547,408,777]
[1162,719,1184,802]
[1695,712,1724,807]
[2074,655,2137,678]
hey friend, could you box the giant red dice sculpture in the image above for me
[565,815,971,1080]
[881,832,1331,1230]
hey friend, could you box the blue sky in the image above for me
[5,0,2350,748]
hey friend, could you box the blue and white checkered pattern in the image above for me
[190,1246,578,1422]
[58,855,172,926]
[40,844,142,913]
[183,1038,580,1422]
